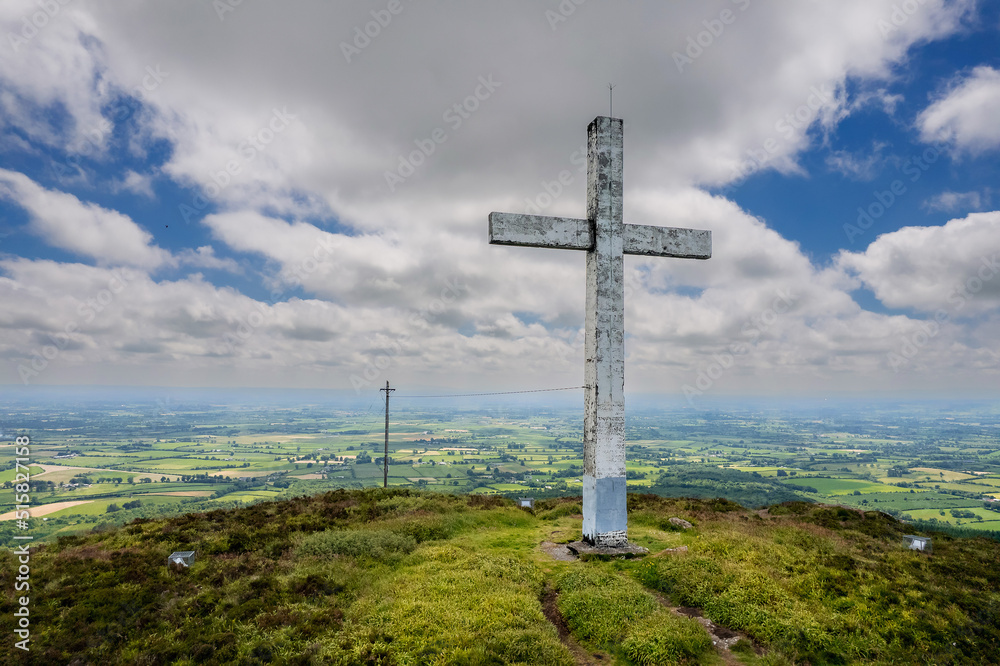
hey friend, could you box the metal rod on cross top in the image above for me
[380,381,394,488]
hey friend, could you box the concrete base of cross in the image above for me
[584,529,628,548]
[567,540,649,559]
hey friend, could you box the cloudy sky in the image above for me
[1,0,999,399]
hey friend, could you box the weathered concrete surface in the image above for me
[566,540,649,558]
[487,116,713,547]
[582,476,628,545]
[624,224,712,259]
[582,116,627,546]
[489,213,592,250]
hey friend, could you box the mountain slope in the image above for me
[3,489,999,665]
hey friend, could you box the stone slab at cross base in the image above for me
[566,540,649,559]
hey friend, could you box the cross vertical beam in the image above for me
[583,117,627,546]
[487,116,712,549]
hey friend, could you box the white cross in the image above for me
[488,116,711,547]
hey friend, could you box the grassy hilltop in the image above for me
[3,489,999,665]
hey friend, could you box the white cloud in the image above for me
[51,0,970,215]
[922,189,989,213]
[0,1,996,394]
[110,170,155,197]
[825,142,889,181]
[0,168,171,267]
[918,66,1000,154]
[0,1,113,153]
[837,212,1000,313]
[176,246,241,273]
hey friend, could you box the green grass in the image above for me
[909,467,977,482]
[630,498,1000,664]
[3,482,999,664]
[904,507,1000,526]
[0,465,45,483]
[39,495,191,518]
[781,477,913,495]
[847,491,980,511]
[555,566,712,664]
[334,545,572,664]
[209,490,281,503]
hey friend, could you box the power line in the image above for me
[355,399,381,439]
[393,386,587,399]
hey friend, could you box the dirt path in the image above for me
[539,541,577,562]
[650,591,748,665]
[535,531,749,664]
[540,586,610,666]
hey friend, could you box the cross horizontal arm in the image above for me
[489,212,593,250]
[623,224,712,259]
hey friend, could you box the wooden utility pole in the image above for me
[380,381,394,488]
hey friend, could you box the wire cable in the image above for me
[393,386,587,399]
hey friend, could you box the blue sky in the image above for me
[0,0,998,399]
[724,12,1000,271]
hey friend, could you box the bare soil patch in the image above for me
[655,597,751,665]
[540,541,577,562]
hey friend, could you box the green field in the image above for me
[5,398,1000,545]
[0,465,44,483]
[210,490,281,503]
[904,507,1000,528]
[780,477,914,495]
[38,495,192,518]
